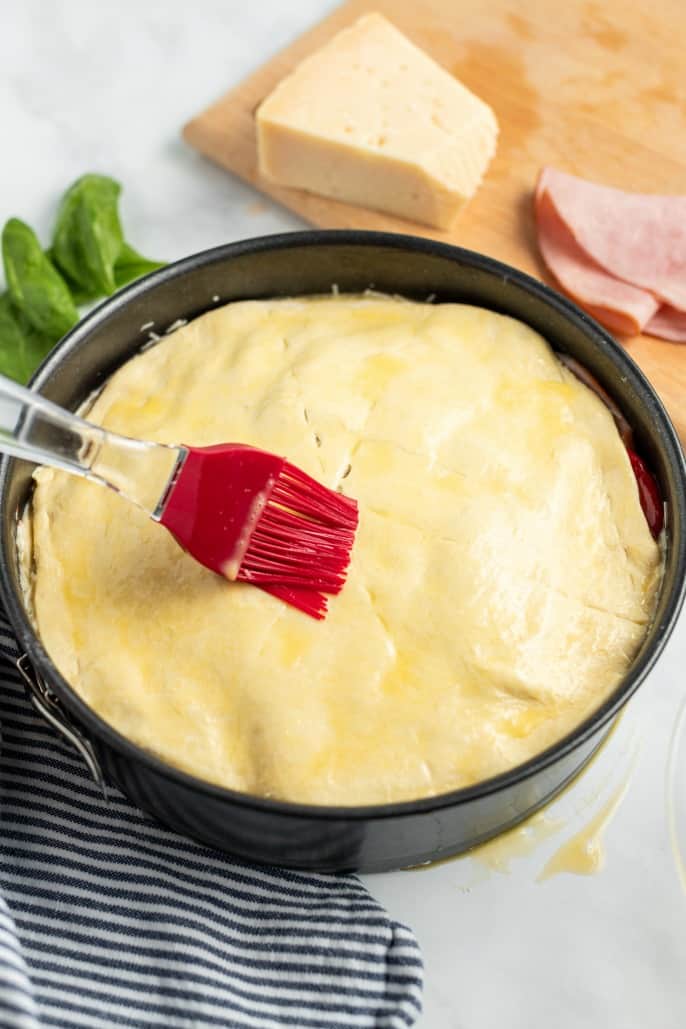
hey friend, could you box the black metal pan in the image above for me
[1,231,684,872]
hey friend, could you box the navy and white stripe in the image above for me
[0,613,423,1028]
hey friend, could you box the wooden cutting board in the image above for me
[183,0,686,442]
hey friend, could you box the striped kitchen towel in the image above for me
[0,615,423,1029]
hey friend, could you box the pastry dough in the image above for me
[25,296,662,805]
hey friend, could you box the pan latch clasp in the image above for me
[16,653,107,800]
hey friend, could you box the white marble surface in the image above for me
[2,2,686,1026]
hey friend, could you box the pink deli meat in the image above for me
[535,168,686,342]
[645,305,686,342]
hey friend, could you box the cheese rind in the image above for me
[256,13,498,228]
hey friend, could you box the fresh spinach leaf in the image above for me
[45,248,101,306]
[0,294,28,381]
[2,218,78,340]
[0,175,167,384]
[52,174,124,296]
[0,293,54,384]
[114,242,165,289]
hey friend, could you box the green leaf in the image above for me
[114,242,165,289]
[0,295,28,381]
[2,218,79,340]
[63,279,101,307]
[0,293,55,384]
[45,249,101,306]
[52,174,124,297]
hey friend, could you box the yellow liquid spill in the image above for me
[470,810,564,873]
[404,811,563,874]
[471,715,630,878]
[406,714,633,879]
[666,694,686,896]
[537,776,630,881]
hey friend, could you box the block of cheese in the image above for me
[255,13,498,229]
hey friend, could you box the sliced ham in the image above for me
[535,190,659,335]
[535,167,686,343]
[646,306,686,342]
[538,168,686,310]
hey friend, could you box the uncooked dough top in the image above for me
[26,295,662,805]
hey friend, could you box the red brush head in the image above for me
[159,444,358,618]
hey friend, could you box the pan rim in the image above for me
[2,228,684,823]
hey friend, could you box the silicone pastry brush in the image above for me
[0,374,358,618]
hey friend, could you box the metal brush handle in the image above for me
[0,372,181,514]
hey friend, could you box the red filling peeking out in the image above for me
[557,353,664,540]
[626,449,664,539]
